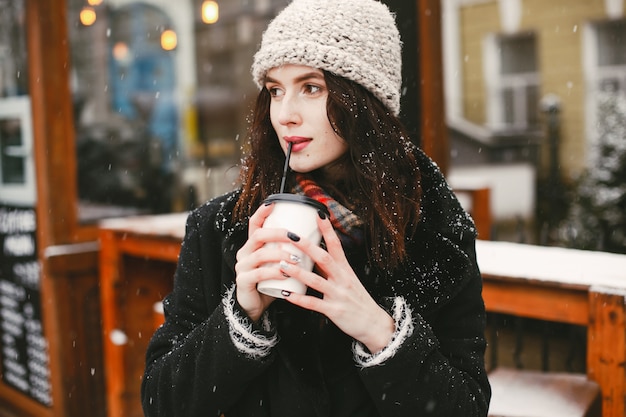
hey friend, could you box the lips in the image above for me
[284,136,312,152]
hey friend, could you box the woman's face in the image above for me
[265,65,348,174]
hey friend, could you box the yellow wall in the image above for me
[459,0,608,177]
[460,3,498,125]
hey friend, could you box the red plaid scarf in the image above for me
[294,174,363,245]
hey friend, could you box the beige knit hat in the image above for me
[251,0,402,116]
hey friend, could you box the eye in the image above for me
[304,84,322,94]
[266,85,284,98]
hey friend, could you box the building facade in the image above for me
[443,0,625,179]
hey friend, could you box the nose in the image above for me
[276,92,302,126]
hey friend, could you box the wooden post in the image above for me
[417,0,449,175]
[587,286,626,417]
[99,230,126,417]
[98,220,180,417]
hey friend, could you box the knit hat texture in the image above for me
[251,0,402,115]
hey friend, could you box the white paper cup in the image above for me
[257,194,329,298]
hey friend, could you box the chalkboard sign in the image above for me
[0,204,52,406]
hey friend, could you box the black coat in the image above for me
[141,150,491,417]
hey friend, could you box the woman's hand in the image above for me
[234,203,299,322]
[279,214,396,354]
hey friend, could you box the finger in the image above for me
[236,227,292,262]
[248,202,275,236]
[236,264,288,287]
[316,214,344,254]
[281,290,326,314]
[236,240,299,272]
[285,229,330,263]
[279,261,332,294]
[284,234,341,284]
[306,216,350,277]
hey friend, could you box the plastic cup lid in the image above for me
[264,193,329,215]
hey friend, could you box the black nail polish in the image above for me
[281,290,291,297]
[287,232,300,242]
[318,210,327,220]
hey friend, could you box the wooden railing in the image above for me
[477,239,626,417]
[97,214,626,417]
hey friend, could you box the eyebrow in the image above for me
[264,71,325,85]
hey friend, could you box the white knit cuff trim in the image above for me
[222,285,278,359]
[352,296,414,368]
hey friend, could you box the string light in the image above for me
[80,7,97,26]
[161,29,177,51]
[112,42,129,62]
[87,0,103,5]
[202,1,219,24]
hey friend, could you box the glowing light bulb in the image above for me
[202,1,219,24]
[112,42,129,62]
[161,29,177,51]
[87,0,103,5]
[80,7,97,26]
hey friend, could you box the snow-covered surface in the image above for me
[99,212,188,240]
[476,239,626,289]
[98,214,626,290]
[488,368,600,417]
[43,240,101,258]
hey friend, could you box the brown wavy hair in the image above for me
[233,71,422,270]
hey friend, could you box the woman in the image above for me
[141,0,491,416]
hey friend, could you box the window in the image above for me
[0,0,35,207]
[66,0,290,223]
[594,19,626,93]
[484,32,540,131]
[584,19,626,161]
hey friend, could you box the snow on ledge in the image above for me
[99,212,188,240]
[476,239,626,290]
